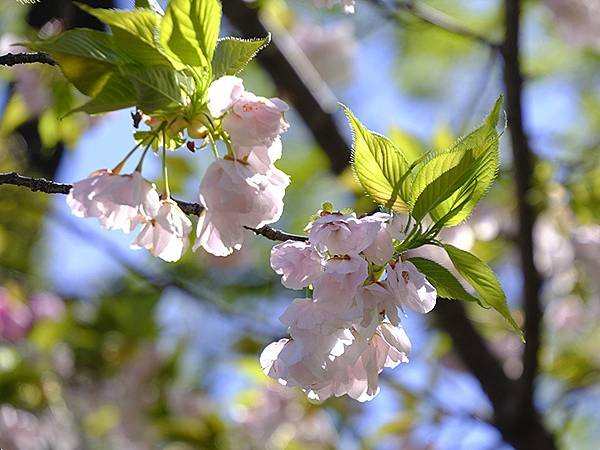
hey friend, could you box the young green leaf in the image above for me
[77,4,170,66]
[160,0,222,69]
[342,104,412,212]
[212,35,271,78]
[28,29,121,96]
[409,97,503,226]
[408,257,480,304]
[122,65,184,114]
[430,97,503,226]
[443,243,523,339]
[410,148,477,222]
[71,72,137,115]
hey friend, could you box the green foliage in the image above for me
[28,29,119,97]
[27,0,270,117]
[408,256,479,304]
[160,0,222,69]
[212,35,271,78]
[78,4,171,66]
[409,97,503,226]
[443,243,523,338]
[343,104,412,212]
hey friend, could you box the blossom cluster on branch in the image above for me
[261,210,437,402]
[67,76,290,262]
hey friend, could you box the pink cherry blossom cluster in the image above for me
[66,76,290,261]
[194,76,290,256]
[68,170,192,262]
[261,211,437,402]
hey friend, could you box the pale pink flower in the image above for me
[222,92,289,147]
[313,0,355,14]
[358,282,400,327]
[271,240,323,289]
[207,75,245,118]
[308,213,381,255]
[67,170,160,233]
[312,254,368,321]
[361,212,399,265]
[131,198,192,262]
[235,138,283,174]
[193,159,289,256]
[303,322,410,402]
[386,260,437,314]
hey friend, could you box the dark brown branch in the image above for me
[0,52,56,67]
[245,225,307,242]
[0,171,71,194]
[0,171,305,243]
[500,1,554,448]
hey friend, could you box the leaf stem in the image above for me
[162,127,170,198]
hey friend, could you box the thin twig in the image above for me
[0,171,305,243]
[0,52,56,67]
[369,0,500,50]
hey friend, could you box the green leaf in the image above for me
[443,243,523,338]
[410,147,479,222]
[122,65,183,114]
[77,4,170,66]
[211,35,271,78]
[135,0,164,15]
[160,0,222,69]
[28,29,120,96]
[342,104,412,212]
[71,72,137,115]
[408,256,480,304]
[429,97,503,226]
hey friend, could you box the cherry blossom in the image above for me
[223,91,289,148]
[67,170,160,233]
[307,212,381,255]
[270,241,323,289]
[193,159,289,256]
[386,260,437,314]
[131,198,192,262]
[207,75,245,118]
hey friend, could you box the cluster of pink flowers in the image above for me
[68,170,192,262]
[194,76,290,256]
[66,76,290,261]
[260,211,437,402]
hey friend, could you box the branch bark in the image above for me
[0,171,303,243]
[500,1,554,448]
[0,52,57,67]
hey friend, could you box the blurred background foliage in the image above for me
[0,0,599,449]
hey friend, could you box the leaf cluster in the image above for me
[346,97,522,337]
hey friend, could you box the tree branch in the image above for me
[369,0,500,50]
[0,52,56,67]
[0,171,304,243]
[499,1,555,448]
